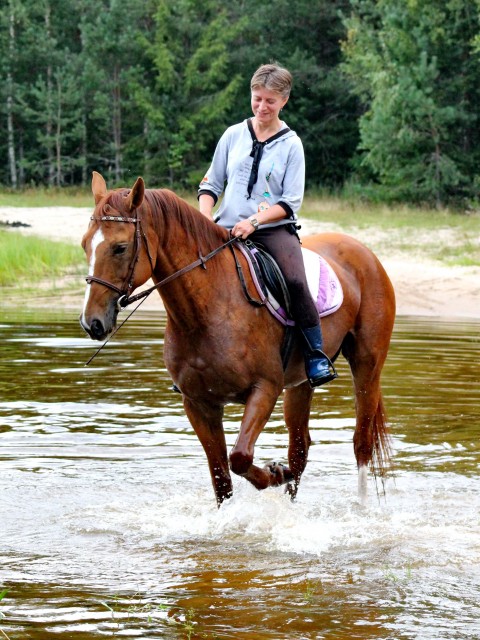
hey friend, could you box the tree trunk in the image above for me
[81,111,87,186]
[112,65,122,182]
[7,5,17,189]
[45,3,55,186]
[55,75,63,186]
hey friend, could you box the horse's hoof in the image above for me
[265,461,294,486]
[285,482,298,502]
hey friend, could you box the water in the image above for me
[1,310,479,639]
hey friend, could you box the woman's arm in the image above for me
[198,193,216,220]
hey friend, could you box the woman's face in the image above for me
[251,87,288,126]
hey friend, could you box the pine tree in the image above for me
[342,0,480,206]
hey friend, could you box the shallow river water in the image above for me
[0,309,479,639]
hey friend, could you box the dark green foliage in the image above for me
[0,0,358,192]
[342,0,480,206]
[0,0,479,206]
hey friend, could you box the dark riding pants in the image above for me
[250,225,319,328]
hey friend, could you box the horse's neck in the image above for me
[152,224,229,329]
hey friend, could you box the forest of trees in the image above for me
[1,0,479,207]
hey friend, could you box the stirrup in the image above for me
[306,350,338,388]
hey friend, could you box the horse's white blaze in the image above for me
[358,465,368,507]
[82,228,105,324]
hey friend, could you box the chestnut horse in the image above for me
[80,172,396,506]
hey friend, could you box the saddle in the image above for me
[233,240,343,371]
[237,240,343,327]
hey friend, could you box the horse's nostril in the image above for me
[90,318,105,339]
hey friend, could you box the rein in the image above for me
[84,211,240,364]
[119,235,239,308]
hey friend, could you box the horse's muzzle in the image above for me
[79,315,112,341]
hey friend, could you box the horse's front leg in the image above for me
[182,397,233,507]
[229,384,291,490]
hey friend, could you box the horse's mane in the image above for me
[105,187,229,268]
[144,189,229,253]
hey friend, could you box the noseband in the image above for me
[85,208,154,308]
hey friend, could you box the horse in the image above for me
[80,172,396,507]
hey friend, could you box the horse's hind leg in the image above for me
[283,381,313,500]
[183,398,233,507]
[347,345,392,506]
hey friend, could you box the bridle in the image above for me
[83,206,243,367]
[85,207,154,308]
[85,206,239,310]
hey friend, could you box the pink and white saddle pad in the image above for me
[238,244,344,327]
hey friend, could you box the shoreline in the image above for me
[1,206,479,320]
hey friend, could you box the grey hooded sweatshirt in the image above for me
[198,118,305,229]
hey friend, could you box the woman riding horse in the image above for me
[198,63,335,387]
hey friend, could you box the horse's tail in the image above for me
[371,393,393,480]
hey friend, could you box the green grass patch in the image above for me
[434,241,480,266]
[301,193,480,233]
[0,186,93,208]
[0,230,84,287]
[301,194,480,266]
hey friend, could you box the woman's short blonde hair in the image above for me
[250,63,293,99]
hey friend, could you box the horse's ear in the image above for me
[125,177,145,211]
[92,171,107,204]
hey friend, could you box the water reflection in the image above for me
[0,309,479,639]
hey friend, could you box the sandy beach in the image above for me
[1,205,479,319]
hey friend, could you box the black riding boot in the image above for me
[300,325,337,387]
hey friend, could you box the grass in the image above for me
[0,230,84,288]
[0,186,93,208]
[301,192,480,232]
[300,194,480,266]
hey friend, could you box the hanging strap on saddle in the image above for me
[229,243,265,307]
[231,239,296,371]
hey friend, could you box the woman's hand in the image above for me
[232,218,257,239]
[232,201,271,239]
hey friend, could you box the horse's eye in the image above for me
[112,243,128,256]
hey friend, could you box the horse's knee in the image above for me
[229,449,253,476]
